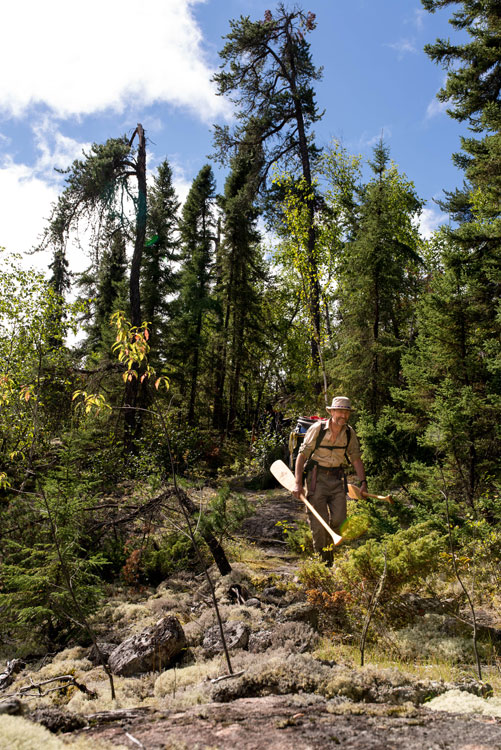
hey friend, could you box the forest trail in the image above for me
[2,481,501,750]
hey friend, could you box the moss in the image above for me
[211,653,332,702]
[426,689,501,717]
[154,656,224,701]
[0,715,128,750]
[392,615,476,663]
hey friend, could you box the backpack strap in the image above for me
[312,423,352,464]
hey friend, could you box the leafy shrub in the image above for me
[296,524,445,635]
[199,484,252,539]
[276,519,313,555]
[337,523,444,591]
[142,533,196,585]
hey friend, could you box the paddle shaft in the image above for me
[298,491,343,546]
[362,490,393,503]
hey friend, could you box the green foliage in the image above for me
[142,158,181,357]
[296,524,445,636]
[0,483,107,645]
[337,524,444,591]
[141,533,195,585]
[174,164,217,424]
[0,253,84,484]
[212,137,266,432]
[214,5,324,370]
[276,519,313,555]
[200,484,252,537]
[325,140,425,418]
[213,6,322,172]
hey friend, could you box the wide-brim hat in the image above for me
[327,396,352,411]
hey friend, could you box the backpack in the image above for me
[288,416,352,470]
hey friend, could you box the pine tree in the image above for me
[213,5,323,367]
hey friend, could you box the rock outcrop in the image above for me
[108,616,186,676]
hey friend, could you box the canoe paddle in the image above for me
[270,460,343,546]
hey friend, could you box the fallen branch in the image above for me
[210,670,245,684]
[0,674,98,702]
[0,659,25,691]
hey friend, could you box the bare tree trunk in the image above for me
[125,124,147,450]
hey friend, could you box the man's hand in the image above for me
[293,454,306,498]
[360,480,368,494]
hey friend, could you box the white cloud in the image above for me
[0,0,231,123]
[32,116,91,181]
[0,118,92,272]
[0,157,57,270]
[426,97,449,119]
[387,38,417,57]
[358,127,393,149]
[418,206,445,238]
[411,8,426,31]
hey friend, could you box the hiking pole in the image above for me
[347,484,393,504]
[270,460,343,546]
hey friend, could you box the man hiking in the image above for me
[293,396,367,563]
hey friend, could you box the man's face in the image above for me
[330,408,350,426]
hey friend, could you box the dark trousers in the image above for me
[306,470,346,560]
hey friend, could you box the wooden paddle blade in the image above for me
[270,460,343,546]
[347,483,363,500]
[347,483,393,504]
[270,459,298,494]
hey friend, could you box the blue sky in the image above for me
[0,0,466,274]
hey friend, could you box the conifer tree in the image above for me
[331,141,424,418]
[397,0,501,506]
[41,127,148,447]
[85,225,128,355]
[177,165,216,424]
[213,5,323,366]
[422,0,501,353]
[213,138,265,433]
[397,228,498,508]
[142,159,180,357]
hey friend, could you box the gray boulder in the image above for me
[248,630,273,653]
[87,641,118,665]
[203,621,250,657]
[108,616,186,676]
[279,602,319,629]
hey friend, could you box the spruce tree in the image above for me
[213,138,265,433]
[142,159,180,357]
[331,141,424,418]
[397,0,501,506]
[177,165,217,424]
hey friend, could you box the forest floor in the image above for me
[1,481,501,750]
